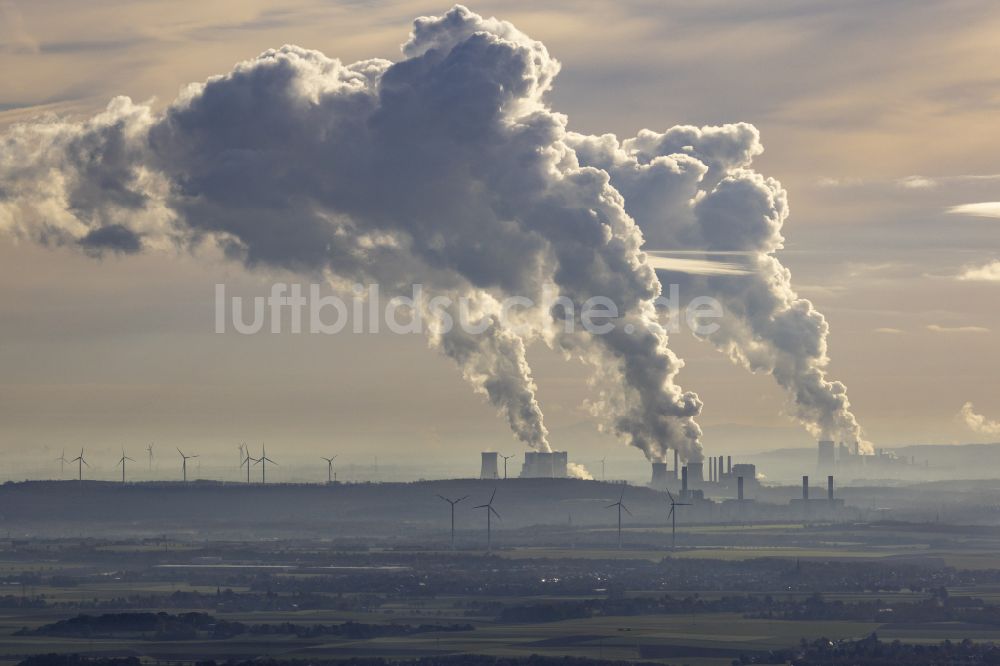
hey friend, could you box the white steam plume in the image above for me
[0,6,703,462]
[570,124,870,452]
[960,402,1000,436]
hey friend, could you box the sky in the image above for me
[1,0,999,480]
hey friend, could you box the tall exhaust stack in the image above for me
[673,449,679,479]
[719,456,724,481]
[802,475,809,501]
[681,466,689,494]
[737,475,744,501]
[651,462,669,489]
[727,456,732,476]
[481,452,500,479]
[827,475,834,501]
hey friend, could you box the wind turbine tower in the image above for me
[606,487,632,549]
[665,489,691,550]
[70,449,88,481]
[116,450,135,484]
[177,448,199,482]
[321,456,337,484]
[436,494,468,549]
[55,449,69,476]
[500,454,513,480]
[473,488,501,553]
[255,444,277,484]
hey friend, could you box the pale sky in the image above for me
[1,0,999,478]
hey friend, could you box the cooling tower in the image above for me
[480,452,499,479]
[686,461,704,488]
[650,462,670,489]
[818,440,835,472]
[552,451,568,478]
[520,450,568,478]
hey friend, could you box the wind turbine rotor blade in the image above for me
[666,490,675,502]
[457,496,469,503]
[605,503,618,509]
[490,506,501,520]
[668,506,675,519]
[621,504,632,516]
[473,504,488,510]
[489,488,497,503]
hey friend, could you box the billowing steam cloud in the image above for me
[570,125,870,451]
[960,402,1000,436]
[0,6,704,463]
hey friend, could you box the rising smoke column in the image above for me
[0,6,703,462]
[570,124,870,451]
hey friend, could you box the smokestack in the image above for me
[737,475,744,501]
[481,452,499,480]
[681,466,689,493]
[719,456,724,481]
[802,475,809,501]
[650,462,669,488]
[827,475,834,501]
[673,449,679,479]
[709,459,714,483]
[727,456,732,476]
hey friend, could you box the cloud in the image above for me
[897,175,937,189]
[874,327,904,334]
[947,202,1000,219]
[960,402,1000,436]
[956,260,1000,282]
[0,6,707,464]
[927,324,989,333]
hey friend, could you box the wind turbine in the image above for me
[177,448,198,482]
[146,443,154,471]
[606,487,632,549]
[55,449,69,476]
[254,444,276,484]
[436,494,468,549]
[665,489,691,550]
[116,449,135,484]
[321,456,337,484]
[241,449,255,484]
[473,488,501,553]
[70,449,88,481]
[500,454,513,480]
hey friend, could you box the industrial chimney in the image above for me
[673,449,679,479]
[681,466,689,494]
[737,475,744,501]
[827,475,834,501]
[727,456,732,476]
[480,452,499,480]
[650,462,669,489]
[802,475,809,501]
